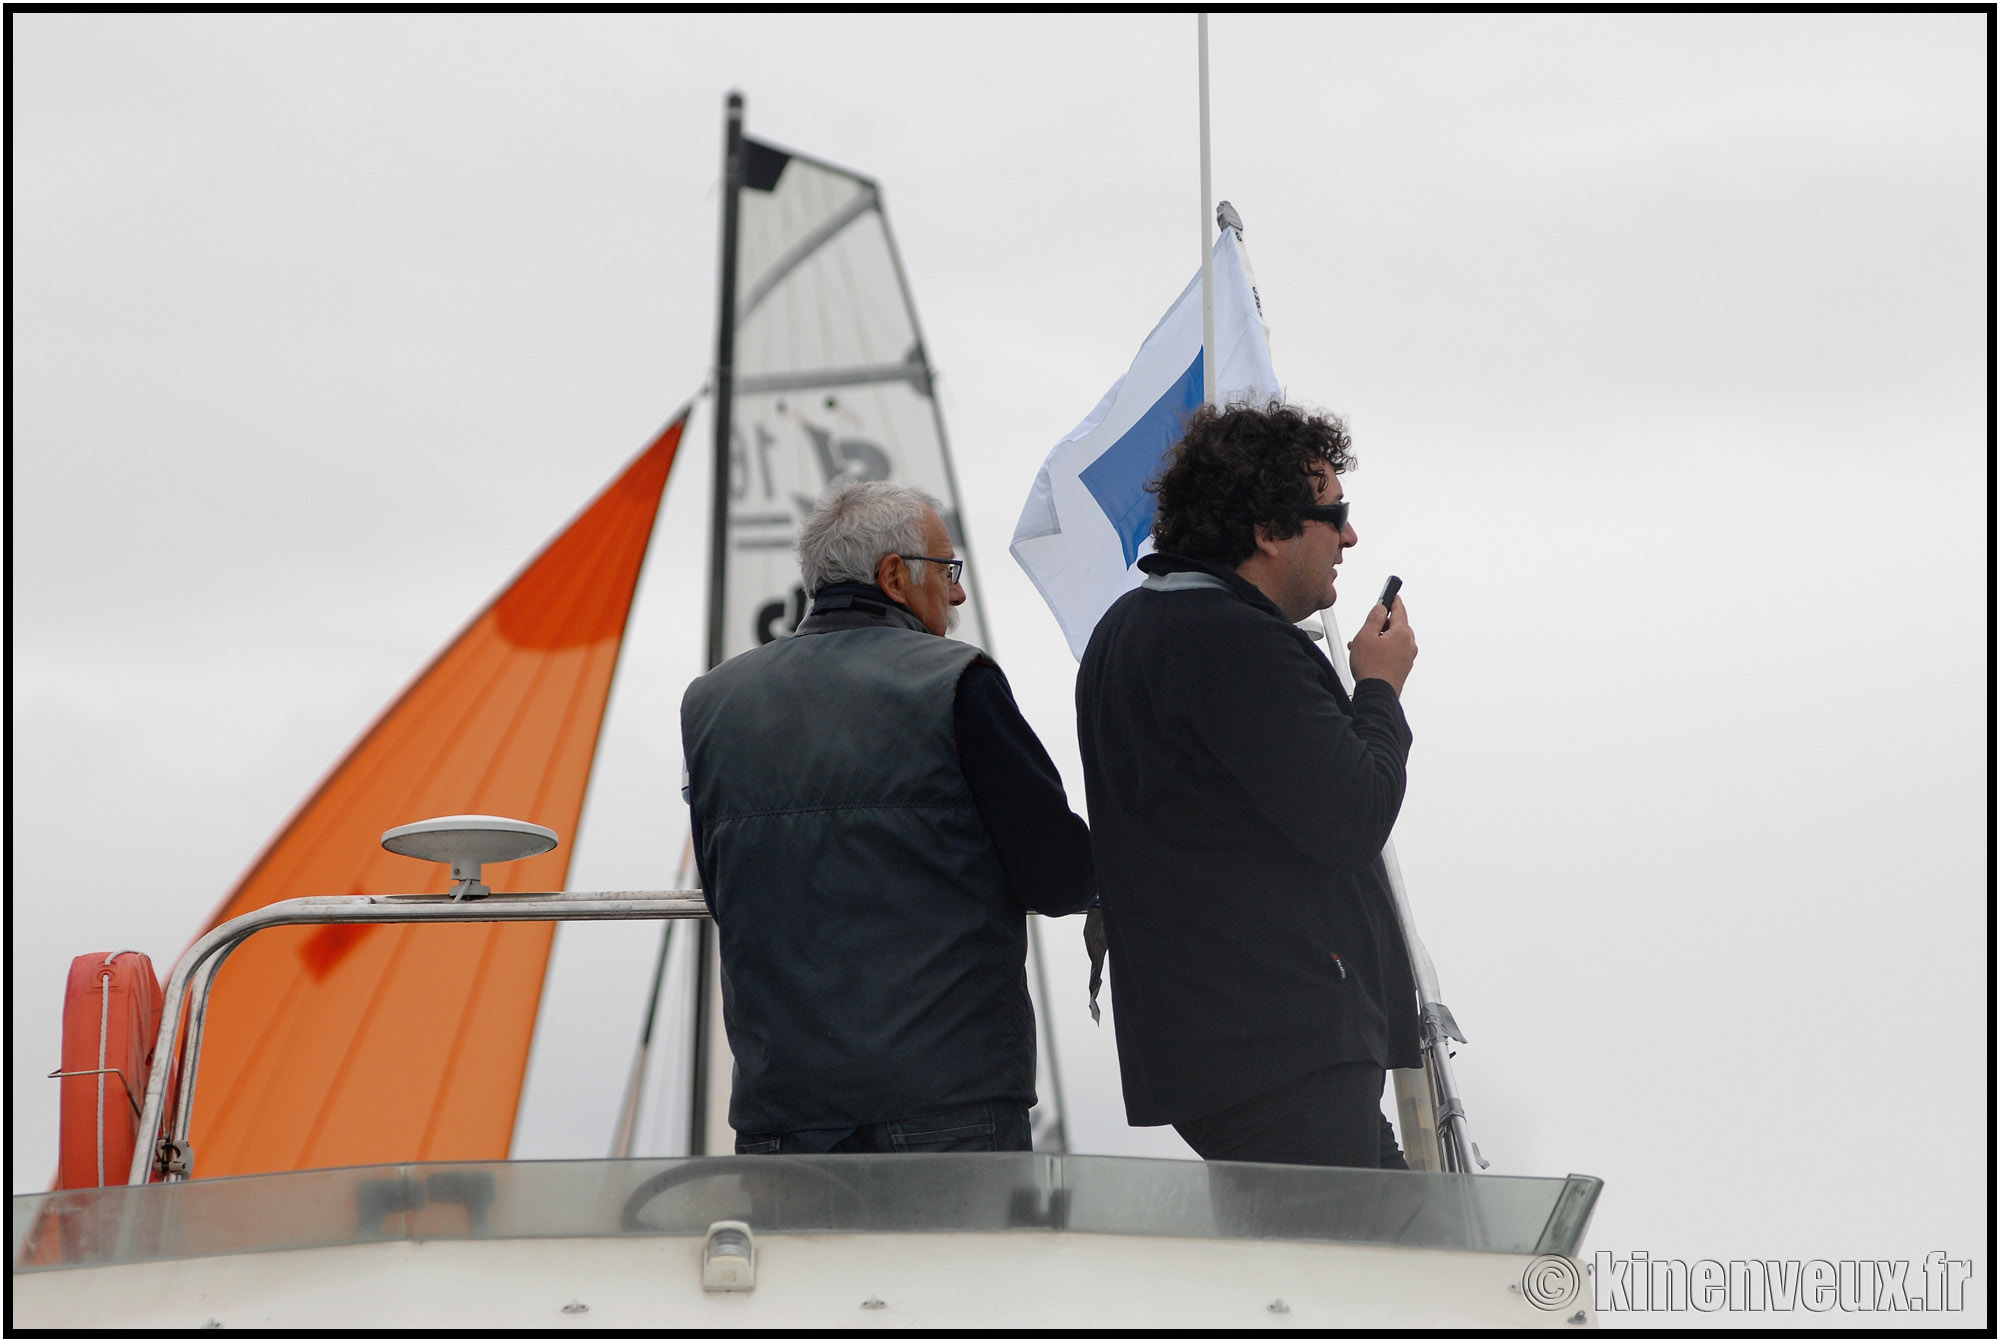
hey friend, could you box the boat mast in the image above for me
[708,92,746,675]
[692,89,749,1157]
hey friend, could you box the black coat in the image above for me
[1076,553,1420,1126]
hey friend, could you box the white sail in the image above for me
[722,139,987,656]
[683,127,1068,1154]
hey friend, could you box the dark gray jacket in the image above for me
[683,601,1068,1134]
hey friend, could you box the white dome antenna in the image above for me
[380,815,559,900]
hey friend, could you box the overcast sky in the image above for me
[11,13,1987,1326]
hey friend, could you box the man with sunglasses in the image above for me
[1075,401,1421,1169]
[682,480,1093,1156]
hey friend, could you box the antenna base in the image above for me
[381,815,558,899]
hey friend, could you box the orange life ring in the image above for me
[55,951,164,1190]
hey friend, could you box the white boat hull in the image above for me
[16,1230,1592,1329]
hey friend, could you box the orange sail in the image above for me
[181,413,685,1178]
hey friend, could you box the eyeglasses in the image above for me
[1296,499,1351,530]
[896,554,964,585]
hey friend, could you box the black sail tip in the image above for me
[741,138,791,193]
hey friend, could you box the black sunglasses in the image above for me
[1296,499,1351,530]
[895,554,964,585]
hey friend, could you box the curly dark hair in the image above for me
[1149,400,1355,567]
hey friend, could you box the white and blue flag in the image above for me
[1011,225,1281,658]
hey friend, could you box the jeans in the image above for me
[735,1099,1033,1155]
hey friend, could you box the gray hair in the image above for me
[796,480,942,596]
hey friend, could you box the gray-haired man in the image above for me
[681,481,1094,1154]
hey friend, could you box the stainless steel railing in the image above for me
[129,891,708,1185]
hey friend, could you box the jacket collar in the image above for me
[1140,552,1349,707]
[1138,552,1286,621]
[794,582,931,637]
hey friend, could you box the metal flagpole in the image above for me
[1198,14,1216,407]
[1186,7,1468,1175]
